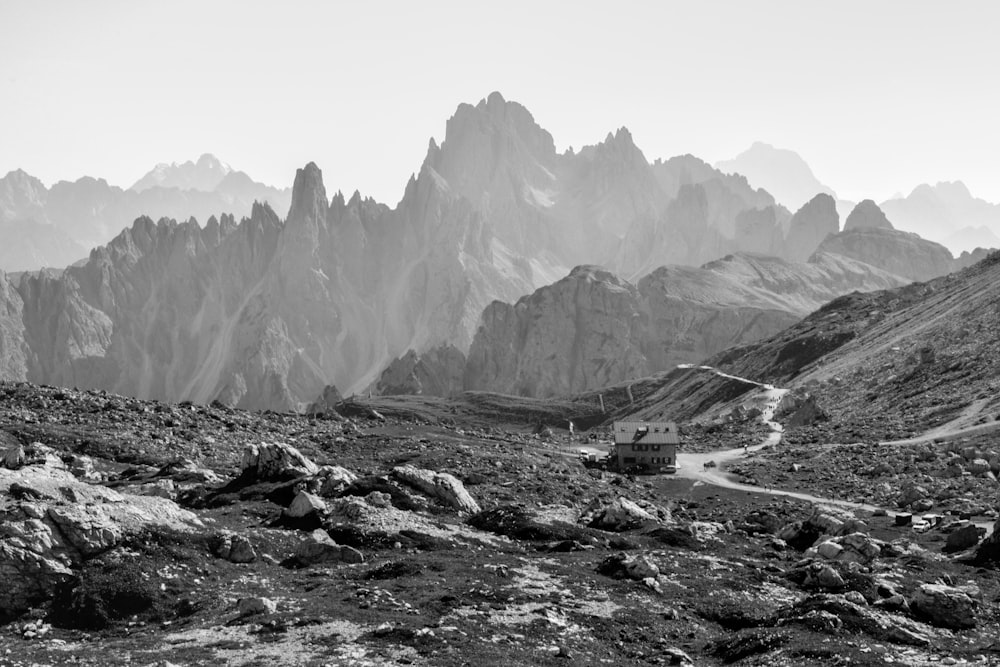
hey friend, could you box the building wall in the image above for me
[616,443,677,470]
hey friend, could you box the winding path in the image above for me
[670,365,995,535]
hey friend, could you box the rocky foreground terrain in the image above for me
[1,380,999,666]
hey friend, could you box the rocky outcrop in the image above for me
[240,442,319,482]
[391,465,481,514]
[784,194,840,262]
[0,462,202,618]
[910,583,978,629]
[816,227,955,283]
[306,385,344,418]
[374,345,466,397]
[844,199,894,231]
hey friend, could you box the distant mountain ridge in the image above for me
[0,93,992,410]
[881,181,1000,253]
[374,252,906,399]
[131,153,234,192]
[0,156,292,270]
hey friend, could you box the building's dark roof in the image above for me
[613,420,679,445]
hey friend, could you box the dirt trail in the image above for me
[672,365,995,536]
[882,398,1000,446]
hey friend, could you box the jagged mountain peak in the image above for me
[287,162,328,225]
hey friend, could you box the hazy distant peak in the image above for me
[844,199,893,231]
[130,153,234,192]
[715,142,836,212]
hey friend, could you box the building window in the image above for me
[652,444,660,451]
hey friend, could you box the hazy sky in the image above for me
[2,1,998,205]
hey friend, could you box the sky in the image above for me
[1,0,998,206]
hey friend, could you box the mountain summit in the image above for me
[715,142,836,212]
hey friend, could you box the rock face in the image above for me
[463,255,904,398]
[784,194,840,262]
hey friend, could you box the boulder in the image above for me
[391,465,480,514]
[241,442,319,481]
[974,520,1000,563]
[237,597,277,616]
[803,562,845,590]
[156,458,221,484]
[910,583,977,629]
[586,497,660,532]
[286,491,327,519]
[211,532,258,564]
[294,528,364,566]
[317,466,359,497]
[944,523,985,552]
[596,552,659,581]
[807,533,881,564]
[2,443,64,471]
[968,458,991,476]
[897,484,928,508]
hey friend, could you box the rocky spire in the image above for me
[287,162,329,228]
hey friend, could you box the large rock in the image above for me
[944,523,985,552]
[973,520,1000,563]
[0,464,202,618]
[910,583,978,629]
[241,442,319,481]
[807,533,881,565]
[585,497,663,532]
[596,552,660,581]
[293,529,359,566]
[285,491,327,519]
[391,465,480,514]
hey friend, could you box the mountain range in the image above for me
[0,93,996,410]
[0,156,291,271]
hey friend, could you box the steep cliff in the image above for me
[462,254,906,398]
